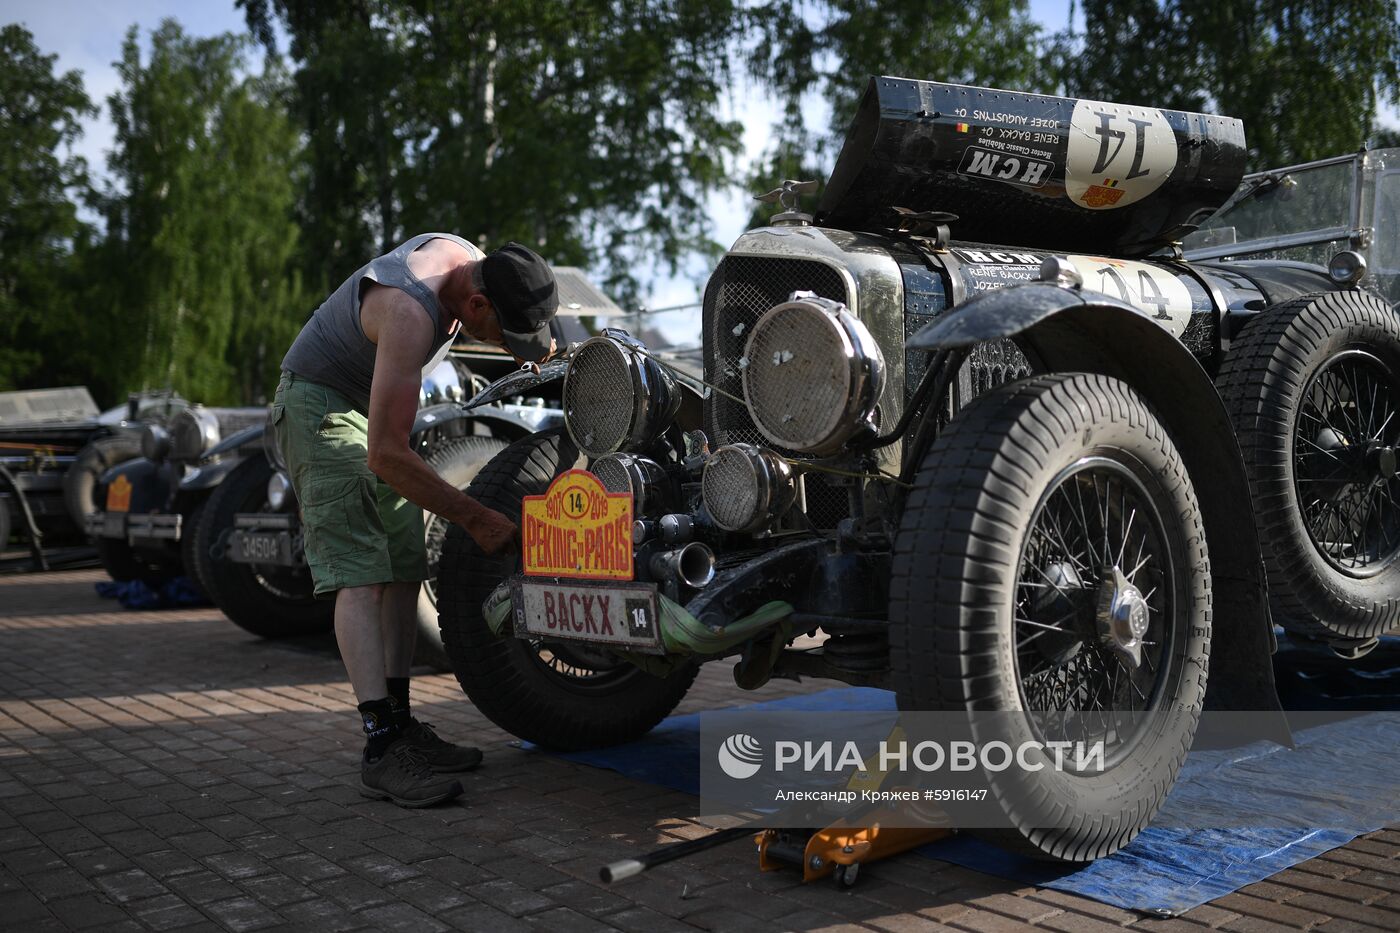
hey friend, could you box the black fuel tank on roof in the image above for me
[816,77,1247,258]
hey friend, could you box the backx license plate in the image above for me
[511,579,663,654]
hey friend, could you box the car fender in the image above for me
[203,423,265,461]
[1200,260,1339,307]
[98,457,177,513]
[464,360,570,410]
[414,403,553,444]
[176,423,267,491]
[180,453,253,492]
[463,358,704,432]
[910,283,1285,721]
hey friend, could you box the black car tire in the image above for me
[196,455,331,638]
[414,436,508,671]
[64,434,143,528]
[94,534,175,584]
[890,373,1210,862]
[436,429,699,750]
[180,498,209,596]
[1217,290,1400,642]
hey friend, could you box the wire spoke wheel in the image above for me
[415,436,508,671]
[1218,290,1400,642]
[892,373,1209,862]
[1293,350,1400,577]
[423,513,448,605]
[1014,458,1177,768]
[526,639,638,692]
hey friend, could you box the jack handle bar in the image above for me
[600,825,757,883]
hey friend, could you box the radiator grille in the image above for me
[703,256,850,526]
[957,339,1032,410]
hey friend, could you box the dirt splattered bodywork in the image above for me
[438,77,1400,862]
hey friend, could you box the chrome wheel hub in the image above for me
[1097,566,1149,667]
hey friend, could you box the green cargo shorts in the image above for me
[272,371,428,597]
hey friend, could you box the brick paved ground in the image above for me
[3,568,1400,932]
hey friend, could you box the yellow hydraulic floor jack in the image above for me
[755,726,953,886]
[600,727,953,888]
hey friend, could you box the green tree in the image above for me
[744,0,1047,227]
[240,0,406,294]
[772,0,1046,134]
[0,24,95,391]
[1059,0,1400,166]
[1373,125,1400,149]
[92,21,308,404]
[241,0,748,305]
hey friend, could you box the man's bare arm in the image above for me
[364,290,516,553]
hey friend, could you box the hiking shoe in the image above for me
[360,739,463,808]
[401,718,484,773]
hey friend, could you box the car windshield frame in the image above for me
[1183,152,1363,261]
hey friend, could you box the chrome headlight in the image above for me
[420,360,464,406]
[702,443,797,533]
[741,296,884,456]
[140,424,171,462]
[591,452,671,515]
[266,471,292,511]
[169,407,221,461]
[563,331,680,459]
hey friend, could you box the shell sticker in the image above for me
[1065,99,1177,210]
[105,474,132,513]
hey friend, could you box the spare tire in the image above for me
[64,434,143,527]
[1217,290,1400,643]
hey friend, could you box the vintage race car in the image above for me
[1,387,185,563]
[85,402,267,585]
[435,76,1400,862]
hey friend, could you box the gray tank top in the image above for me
[281,232,483,412]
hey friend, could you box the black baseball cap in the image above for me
[481,242,558,362]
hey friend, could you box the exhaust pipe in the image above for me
[649,542,716,588]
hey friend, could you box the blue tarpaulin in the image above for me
[550,634,1400,915]
[95,576,208,609]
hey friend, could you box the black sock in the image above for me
[358,697,401,760]
[386,677,411,729]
